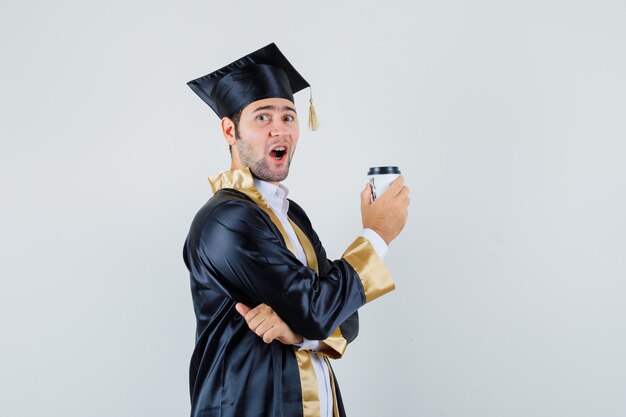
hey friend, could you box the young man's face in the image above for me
[231,97,300,183]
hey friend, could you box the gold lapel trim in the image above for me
[295,350,321,417]
[324,356,341,417]
[208,168,296,254]
[289,219,318,273]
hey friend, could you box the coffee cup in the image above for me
[367,166,401,201]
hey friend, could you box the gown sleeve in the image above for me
[184,195,394,341]
[290,202,361,359]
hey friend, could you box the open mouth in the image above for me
[269,146,287,160]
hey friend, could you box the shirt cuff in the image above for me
[360,228,389,260]
[295,338,323,351]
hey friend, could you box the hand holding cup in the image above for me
[361,174,410,245]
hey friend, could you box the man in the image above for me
[183,43,409,417]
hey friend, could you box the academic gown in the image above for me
[183,168,395,417]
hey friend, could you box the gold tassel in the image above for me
[308,88,319,131]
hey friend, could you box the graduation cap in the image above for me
[187,43,318,130]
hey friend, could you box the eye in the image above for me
[284,114,296,122]
[256,114,270,122]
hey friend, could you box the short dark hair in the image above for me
[228,109,243,154]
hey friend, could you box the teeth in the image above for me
[274,146,286,151]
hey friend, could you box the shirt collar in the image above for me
[253,178,290,216]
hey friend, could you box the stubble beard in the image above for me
[235,131,292,182]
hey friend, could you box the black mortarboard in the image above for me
[187,43,311,120]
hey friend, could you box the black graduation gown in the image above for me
[183,168,395,417]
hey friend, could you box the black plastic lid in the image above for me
[367,166,401,175]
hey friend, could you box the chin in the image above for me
[271,172,289,182]
[250,168,289,183]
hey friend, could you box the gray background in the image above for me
[1,0,625,416]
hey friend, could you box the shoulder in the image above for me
[187,189,273,244]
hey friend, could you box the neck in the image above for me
[230,151,242,171]
[230,158,280,186]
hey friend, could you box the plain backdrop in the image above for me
[1,0,625,416]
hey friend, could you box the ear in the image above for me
[221,117,237,146]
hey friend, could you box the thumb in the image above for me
[235,303,251,316]
[361,182,372,206]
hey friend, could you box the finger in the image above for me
[247,311,269,331]
[243,303,268,323]
[235,303,251,317]
[397,186,410,199]
[361,182,372,206]
[389,176,405,194]
[263,326,278,344]
[255,317,276,336]
[376,177,406,201]
[245,304,271,330]
[243,309,260,326]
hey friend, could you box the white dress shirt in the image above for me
[253,178,387,417]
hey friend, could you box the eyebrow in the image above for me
[251,105,297,114]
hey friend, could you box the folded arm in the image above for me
[185,198,394,341]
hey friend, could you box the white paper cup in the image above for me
[367,166,401,201]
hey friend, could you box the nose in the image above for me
[269,119,288,137]
[270,127,287,137]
